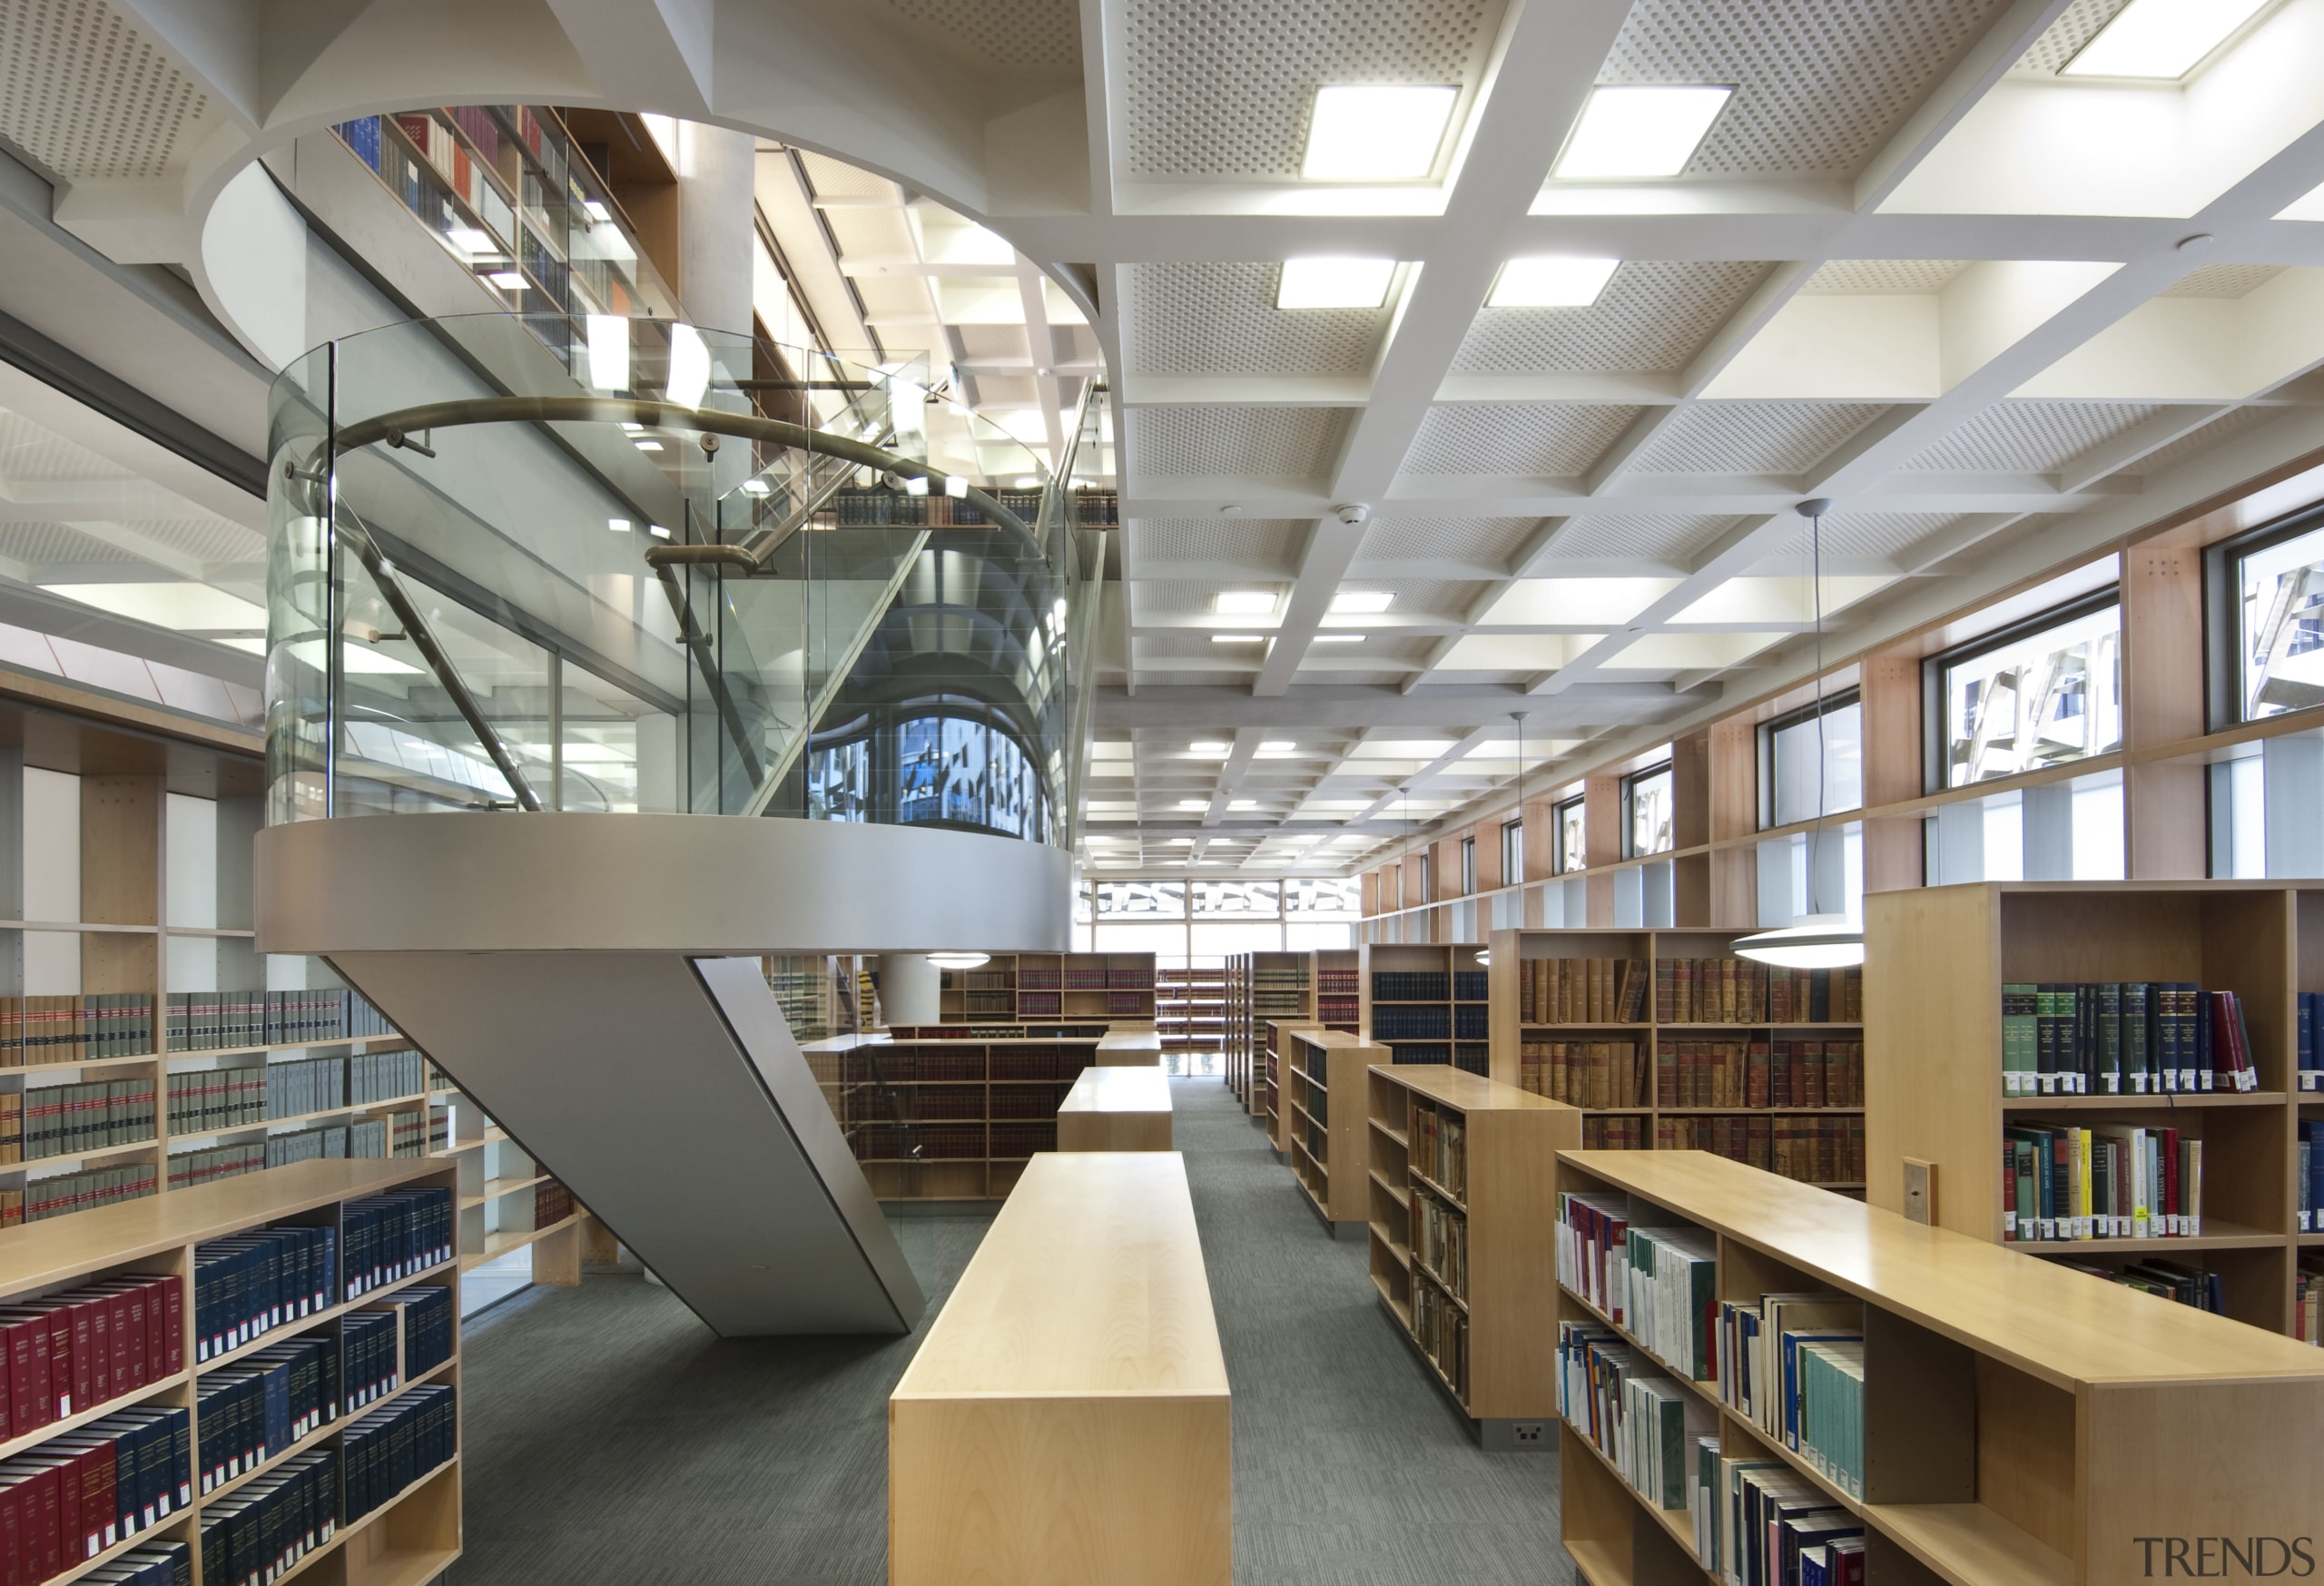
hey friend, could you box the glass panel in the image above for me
[2239,522,2324,719]
[1193,881,1279,918]
[1627,765,1673,857]
[1286,921,1355,950]
[1285,877,1361,919]
[1096,881,1185,920]
[1942,602,2122,786]
[1557,799,1586,873]
[1768,698,1863,826]
[1191,921,1283,955]
[1501,820,1523,886]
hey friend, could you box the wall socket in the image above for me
[1904,1157,1937,1226]
[1512,1423,1544,1444]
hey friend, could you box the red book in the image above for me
[81,1296,107,1405]
[2003,1143,2018,1241]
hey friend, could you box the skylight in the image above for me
[1490,256,1620,308]
[1331,591,1394,614]
[1301,85,1459,181]
[1553,86,1732,180]
[1216,591,1279,615]
[1276,258,1397,310]
[2061,0,2270,78]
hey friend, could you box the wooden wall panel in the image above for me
[2122,543,2206,879]
[1671,731,1710,850]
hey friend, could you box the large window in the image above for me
[1761,691,1863,829]
[1933,595,2121,789]
[1623,763,1674,858]
[1420,852,1434,904]
[1555,796,1587,873]
[1502,819,1523,886]
[2223,512,2324,722]
[1461,836,1476,895]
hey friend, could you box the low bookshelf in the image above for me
[1265,1020,1321,1156]
[1367,1064,1580,1446]
[819,1029,1106,1199]
[1282,1029,1392,1237]
[1487,927,1866,1193]
[1868,881,2324,1338]
[1552,1146,2324,1586]
[0,1155,464,1586]
[1361,943,1492,1076]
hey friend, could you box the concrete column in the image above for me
[880,953,940,1024]
[677,123,755,335]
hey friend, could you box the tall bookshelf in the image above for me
[0,1156,466,1586]
[822,1029,1106,1200]
[1157,965,1226,1057]
[1485,927,1866,1191]
[937,952,1157,1024]
[1366,1065,1579,1445]
[1360,943,1492,1074]
[1226,951,1357,1113]
[1867,880,2324,1337]
[1282,1028,1392,1236]
[1552,1146,2324,1586]
[1265,1019,1322,1155]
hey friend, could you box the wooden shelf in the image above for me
[462,1171,549,1210]
[465,1209,583,1269]
[204,1355,458,1507]
[13,1135,160,1176]
[1282,1029,1391,1229]
[2001,1089,2285,1109]
[165,1088,429,1154]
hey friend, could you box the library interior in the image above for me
[6,0,2324,1581]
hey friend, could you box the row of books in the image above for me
[341,1189,453,1302]
[22,1079,155,1161]
[2057,1256,2226,1314]
[1522,959,1649,1024]
[1016,993,1061,1016]
[1317,996,1359,1023]
[535,1180,575,1228]
[1065,970,1150,990]
[0,995,156,1064]
[1416,1197,1467,1301]
[846,1123,1059,1161]
[1370,972,1455,1002]
[1661,1116,1866,1187]
[23,1166,155,1225]
[0,1272,183,1437]
[1656,1041,1865,1110]
[1694,1448,1866,1586]
[953,971,1012,991]
[1374,1007,1452,1040]
[839,1049,1097,1084]
[1557,1320,1708,1513]
[197,1335,340,1494]
[1521,1040,1646,1108]
[340,1384,455,1522]
[0,1404,192,1582]
[1383,1044,1492,1075]
[959,993,1013,1015]
[2302,1122,2324,1232]
[1620,1221,1718,1380]
[2296,1257,2324,1344]
[1317,970,1359,995]
[1658,960,1861,1027]
[386,1287,453,1379]
[1585,1116,1649,1150]
[167,1103,436,1196]
[1716,1288,1867,1492]
[2000,983,2260,1096]
[199,1447,335,1586]
[2003,1124,2202,1241]
[165,1050,421,1137]
[1412,1279,1466,1396]
[1411,1104,1467,1200]
[165,991,395,1054]
[340,1312,400,1415]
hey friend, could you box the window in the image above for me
[1554,796,1587,874]
[1760,690,1863,829]
[1285,877,1362,919]
[1095,881,1184,919]
[1623,763,1674,858]
[1193,880,1278,919]
[2218,508,2324,724]
[1931,594,2121,789]
[1419,852,1434,903]
[1502,819,1524,886]
[1461,835,1476,895]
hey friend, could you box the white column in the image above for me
[880,953,940,1024]
[1930,800,1986,885]
[676,123,755,333]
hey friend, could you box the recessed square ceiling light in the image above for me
[2061,0,2269,77]
[1230,799,1257,810]
[1276,257,1398,310]
[1553,85,1732,180]
[486,271,527,291]
[1190,741,1231,754]
[1311,634,1365,643]
[1301,84,1459,181]
[1490,256,1621,308]
[1177,800,1207,811]
[1216,590,1279,615]
[1261,740,1296,752]
[1212,634,1266,644]
[1330,591,1393,614]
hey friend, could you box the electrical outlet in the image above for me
[1513,1423,1544,1444]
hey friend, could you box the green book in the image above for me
[2001,984,2038,1096]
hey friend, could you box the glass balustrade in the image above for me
[265,312,1106,847]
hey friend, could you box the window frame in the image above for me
[1620,760,1675,860]
[1757,686,1864,831]
[2204,497,2324,731]
[1552,794,1587,875]
[1920,587,2122,795]
[1502,818,1523,888]
[1461,835,1476,895]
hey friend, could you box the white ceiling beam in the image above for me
[1848,0,2082,210]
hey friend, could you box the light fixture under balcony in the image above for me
[1276,258,1397,310]
[928,952,990,970]
[2061,0,2270,79]
[1732,914,1865,970]
[1554,85,1731,180]
[1301,85,1458,181]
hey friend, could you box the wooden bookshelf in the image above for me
[1553,1146,2324,1586]
[1226,951,1358,1114]
[1264,1020,1322,1155]
[0,1156,465,1586]
[1867,880,2324,1336]
[1366,1065,1580,1444]
[1157,965,1226,1056]
[1485,927,1866,1190]
[819,1030,1106,1199]
[1361,941,1492,1076]
[891,1150,1228,1586]
[938,952,1157,1024]
[1282,1028,1392,1236]
[1056,1064,1172,1151]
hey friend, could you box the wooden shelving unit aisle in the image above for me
[1486,926,1866,1190]
[1157,964,1226,1059]
[1264,1019,1322,1154]
[1282,1029,1393,1236]
[1227,951,1358,1115]
[1367,1065,1580,1446]
[1867,880,2324,1337]
[0,1156,465,1586]
[1551,1147,2324,1586]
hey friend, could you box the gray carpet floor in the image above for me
[453,1077,1571,1583]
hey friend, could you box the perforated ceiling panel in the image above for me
[1800,260,1968,293]
[1402,403,1640,475]
[1118,0,1505,179]
[1125,264,1388,377]
[1354,516,1540,567]
[1130,406,1351,479]
[1629,401,1887,476]
[1543,514,1744,562]
[792,150,898,200]
[1817,512,1972,562]
[822,207,916,258]
[1902,402,2162,473]
[1131,517,1309,571]
[2012,0,2134,75]
[0,0,209,180]
[0,523,143,564]
[952,325,1027,360]
[116,517,264,565]
[875,0,1080,71]
[0,408,120,480]
[2124,405,2276,475]
[851,275,933,318]
[1596,0,2012,180]
[2162,263,2287,299]
[1452,261,1770,373]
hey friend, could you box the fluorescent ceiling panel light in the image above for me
[44,583,266,632]
[665,322,710,410]
[1013,476,1041,488]
[1330,591,1393,614]
[1276,257,1396,310]
[1190,741,1231,754]
[1490,256,1621,308]
[1301,84,1458,180]
[583,200,612,222]
[945,476,968,499]
[1177,800,1207,810]
[648,525,670,539]
[741,478,772,497]
[446,227,495,257]
[1479,578,1675,626]
[633,439,664,452]
[486,271,526,290]
[1215,591,1278,615]
[1311,634,1364,643]
[1230,800,1257,810]
[2062,0,2270,78]
[608,518,632,533]
[1261,740,1296,752]
[1554,85,1732,180]
[1212,634,1265,644]
[904,476,930,497]
[586,315,629,392]
[286,640,421,676]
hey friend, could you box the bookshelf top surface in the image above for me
[1098,1028,1161,1058]
[1059,1065,1172,1116]
[894,1151,1226,1400]
[0,1156,448,1298]
[1559,1148,2324,1389]
[1374,1063,1574,1113]
[1287,1029,1393,1057]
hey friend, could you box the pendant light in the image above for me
[1736,498,1866,970]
